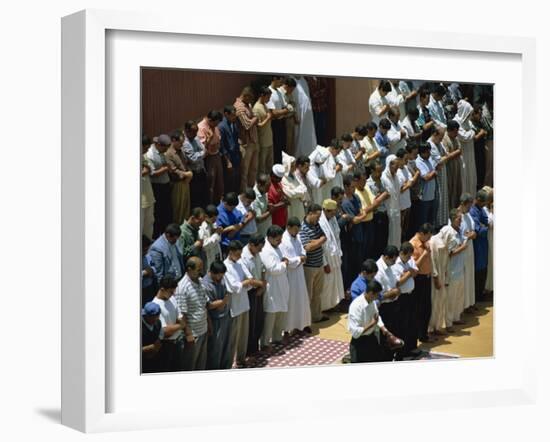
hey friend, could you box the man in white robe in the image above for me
[323,141,344,198]
[453,99,478,197]
[291,75,317,158]
[280,218,312,333]
[259,225,290,351]
[281,152,308,221]
[381,154,402,248]
[307,145,331,205]
[445,209,469,325]
[428,225,453,334]
[319,199,345,312]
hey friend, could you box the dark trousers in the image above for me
[205,154,224,206]
[158,337,185,372]
[369,212,388,260]
[223,156,241,195]
[417,199,435,230]
[379,300,400,337]
[414,274,432,340]
[207,315,233,370]
[190,169,208,209]
[342,239,365,291]
[350,333,387,363]
[142,353,162,373]
[407,199,420,240]
[313,110,328,146]
[398,292,417,353]
[271,119,285,165]
[152,182,172,239]
[475,143,486,191]
[141,283,157,307]
[363,221,375,261]
[475,267,488,303]
[247,289,264,356]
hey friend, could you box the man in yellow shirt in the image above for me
[352,168,386,262]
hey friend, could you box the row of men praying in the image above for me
[141,78,494,248]
[141,179,493,370]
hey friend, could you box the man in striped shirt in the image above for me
[299,204,328,324]
[175,256,211,371]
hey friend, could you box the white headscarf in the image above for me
[309,145,330,165]
[282,152,295,176]
[454,99,473,127]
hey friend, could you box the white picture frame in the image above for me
[61,9,537,433]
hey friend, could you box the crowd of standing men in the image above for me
[141,76,494,371]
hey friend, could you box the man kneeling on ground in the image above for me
[348,280,403,363]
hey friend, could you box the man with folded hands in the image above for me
[348,279,403,363]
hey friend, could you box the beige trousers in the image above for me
[141,205,155,240]
[230,311,249,365]
[304,266,324,322]
[240,142,259,192]
[258,144,274,177]
[448,277,465,323]
[171,180,190,225]
[261,311,286,347]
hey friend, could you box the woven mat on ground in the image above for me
[410,350,460,360]
[237,334,349,369]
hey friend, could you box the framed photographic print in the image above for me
[62,9,536,433]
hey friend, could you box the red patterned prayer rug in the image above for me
[235,333,349,369]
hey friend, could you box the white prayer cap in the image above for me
[272,164,285,178]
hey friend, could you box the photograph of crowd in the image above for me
[140,71,494,373]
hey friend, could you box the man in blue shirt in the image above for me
[216,192,245,257]
[142,235,157,306]
[374,118,391,165]
[204,261,233,370]
[340,175,368,291]
[350,259,379,302]
[218,105,242,194]
[415,143,438,228]
[470,190,490,303]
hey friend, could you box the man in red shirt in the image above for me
[268,164,290,228]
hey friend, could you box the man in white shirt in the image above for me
[391,242,419,356]
[198,204,223,272]
[375,245,402,335]
[268,75,291,164]
[369,80,393,125]
[428,84,448,130]
[152,276,189,371]
[387,108,408,155]
[235,188,258,245]
[224,240,264,368]
[146,134,173,238]
[347,279,403,363]
[241,234,267,356]
[395,147,419,243]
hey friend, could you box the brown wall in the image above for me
[334,77,379,136]
[142,68,343,146]
[141,69,259,137]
